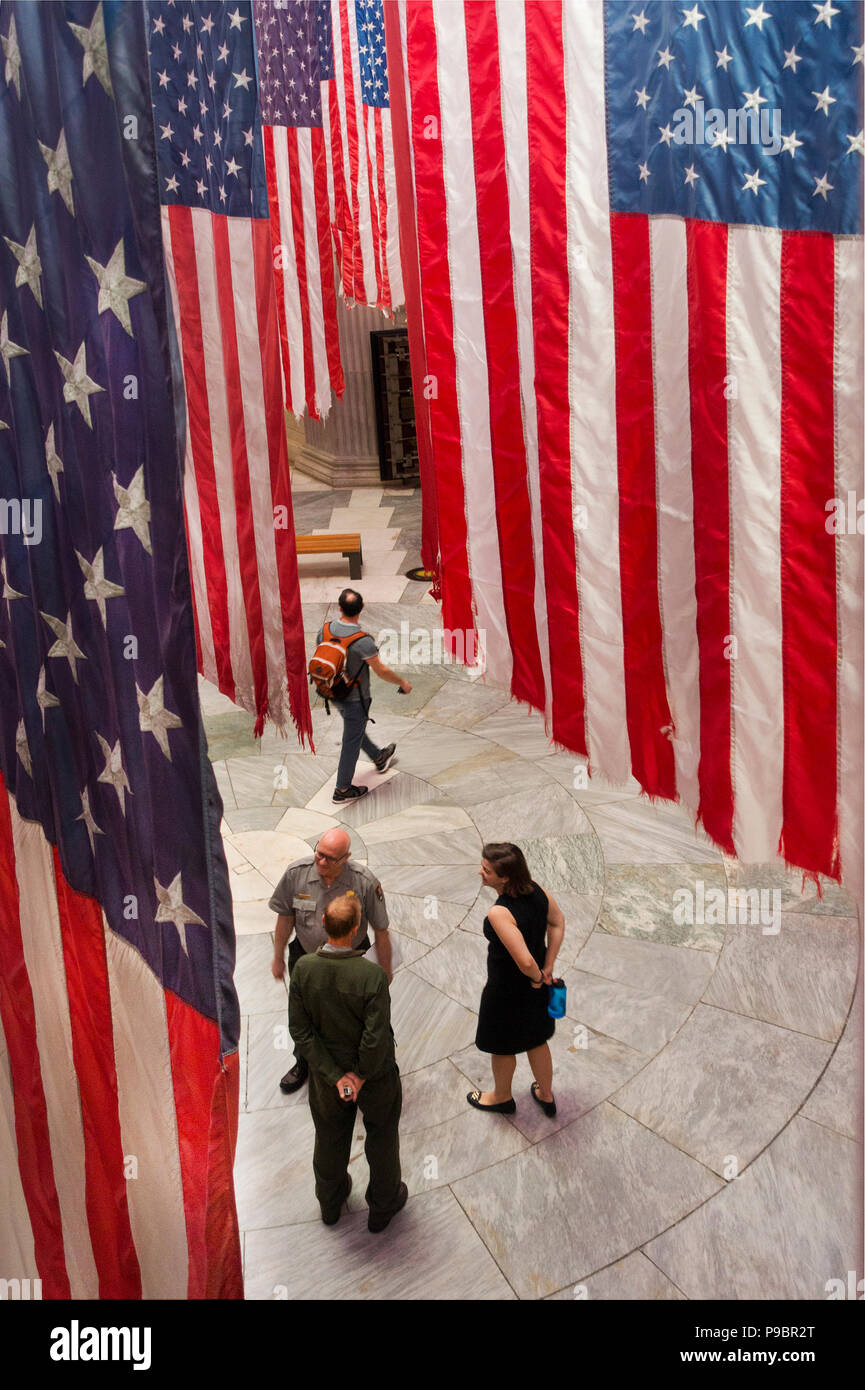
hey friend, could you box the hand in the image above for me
[336,1073,359,1102]
[542,968,554,986]
[271,956,286,981]
[399,680,412,694]
[346,1071,365,1096]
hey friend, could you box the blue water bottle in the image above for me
[547,977,567,1018]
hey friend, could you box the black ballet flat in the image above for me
[467,1090,516,1114]
[530,1082,557,1117]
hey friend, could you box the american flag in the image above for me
[392,0,863,892]
[0,0,242,1297]
[254,0,345,419]
[150,0,312,739]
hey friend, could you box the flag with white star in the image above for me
[148,0,312,742]
[0,0,242,1298]
[393,0,863,895]
[607,0,862,233]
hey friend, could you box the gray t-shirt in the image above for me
[318,618,378,701]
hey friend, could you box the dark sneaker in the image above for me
[321,1174,352,1226]
[332,784,370,802]
[368,1181,408,1234]
[373,743,396,773]
[279,1058,308,1093]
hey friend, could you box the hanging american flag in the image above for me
[391,0,863,892]
[254,0,345,420]
[0,0,242,1297]
[150,0,312,738]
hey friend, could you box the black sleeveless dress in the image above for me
[475,883,555,1054]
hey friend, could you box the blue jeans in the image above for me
[335,697,382,788]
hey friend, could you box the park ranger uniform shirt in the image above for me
[268,855,389,953]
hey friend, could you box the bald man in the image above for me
[270,826,392,1093]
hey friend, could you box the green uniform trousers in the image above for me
[307,1063,402,1219]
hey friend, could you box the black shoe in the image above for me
[279,1059,308,1093]
[530,1082,557,1117]
[368,1181,408,1234]
[373,743,396,773]
[466,1089,516,1114]
[332,784,370,803]
[321,1174,352,1226]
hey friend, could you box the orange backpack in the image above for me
[308,621,367,705]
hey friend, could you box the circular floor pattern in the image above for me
[207,661,861,1302]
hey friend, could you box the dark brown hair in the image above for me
[481,843,534,897]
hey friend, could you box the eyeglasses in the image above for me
[314,844,348,865]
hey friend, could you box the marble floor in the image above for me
[205,474,863,1302]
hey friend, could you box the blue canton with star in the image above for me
[148,0,268,216]
[606,0,863,233]
[356,0,389,108]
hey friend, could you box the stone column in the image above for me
[287,298,407,488]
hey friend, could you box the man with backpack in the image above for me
[309,588,412,803]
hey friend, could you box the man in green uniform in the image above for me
[270,826,392,1093]
[288,894,407,1233]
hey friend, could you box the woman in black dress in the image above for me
[467,842,566,1117]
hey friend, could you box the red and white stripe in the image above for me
[263,123,344,421]
[161,205,312,741]
[0,779,243,1299]
[330,0,402,312]
[397,0,863,892]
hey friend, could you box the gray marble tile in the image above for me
[457,884,499,935]
[244,1009,310,1115]
[233,897,278,937]
[547,1251,687,1300]
[391,723,489,779]
[451,1021,647,1143]
[520,833,605,896]
[397,1058,478,1134]
[242,1187,515,1300]
[211,760,237,810]
[366,830,482,869]
[574,931,717,1004]
[472,706,555,759]
[451,1102,723,1298]
[615,1004,832,1176]
[388,927,430,974]
[427,765,517,807]
[234,934,287,1016]
[309,770,445,828]
[565,969,692,1055]
[703,913,858,1042]
[549,893,603,957]
[373,863,482,907]
[645,1116,861,1299]
[724,858,861,918]
[383,892,464,947]
[234,1105,323,1230]
[801,982,862,1140]
[597,863,729,951]
[417,680,511,730]
[273,750,340,809]
[223,807,286,833]
[225,756,278,810]
[365,667,448,717]
[361,801,472,844]
[469,784,592,843]
[410,930,490,1013]
[389,969,478,1072]
[346,1105,528,1210]
[586,799,723,864]
[538,754,643,806]
[204,710,259,762]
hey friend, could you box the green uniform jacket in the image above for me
[288,948,396,1087]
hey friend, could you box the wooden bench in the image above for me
[295,533,363,580]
